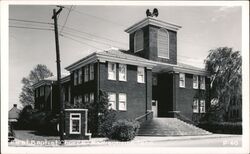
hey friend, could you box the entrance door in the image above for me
[152,100,158,117]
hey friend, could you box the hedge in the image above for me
[198,122,242,134]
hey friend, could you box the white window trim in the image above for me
[193,75,199,89]
[89,93,94,103]
[119,64,127,82]
[193,99,199,113]
[137,66,145,83]
[108,62,117,80]
[70,113,81,134]
[179,73,185,88]
[200,76,206,90]
[200,100,206,113]
[157,28,170,59]
[90,64,94,81]
[108,92,116,110]
[119,93,127,111]
[134,30,144,53]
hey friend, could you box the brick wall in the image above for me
[129,25,177,65]
[99,62,152,120]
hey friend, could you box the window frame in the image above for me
[119,93,127,111]
[108,92,116,110]
[137,66,145,83]
[74,71,78,86]
[84,94,89,103]
[119,64,127,81]
[179,73,185,88]
[134,30,144,53]
[69,113,81,134]
[108,62,117,80]
[200,100,206,113]
[193,75,199,89]
[89,93,94,103]
[200,76,206,90]
[193,99,199,113]
[84,65,89,82]
[89,63,94,81]
[157,28,170,59]
[78,69,82,84]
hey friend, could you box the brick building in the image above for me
[33,16,215,134]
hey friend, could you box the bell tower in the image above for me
[125,9,181,65]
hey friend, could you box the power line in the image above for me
[9,18,53,25]
[9,25,53,31]
[58,24,128,46]
[61,34,103,50]
[61,31,112,47]
[60,5,73,34]
[64,6,126,27]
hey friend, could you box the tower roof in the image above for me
[125,17,182,34]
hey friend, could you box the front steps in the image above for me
[138,118,211,136]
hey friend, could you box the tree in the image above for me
[19,64,53,107]
[204,47,242,121]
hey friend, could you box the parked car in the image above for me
[8,122,15,142]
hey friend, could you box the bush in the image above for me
[98,110,117,137]
[198,122,242,134]
[108,119,140,141]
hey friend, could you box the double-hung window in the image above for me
[89,93,94,103]
[193,99,199,113]
[84,66,89,82]
[108,93,116,110]
[78,69,82,84]
[90,64,94,80]
[119,93,127,111]
[119,64,127,81]
[200,100,206,113]
[200,76,205,90]
[84,94,89,103]
[193,75,198,89]
[70,113,81,134]
[137,67,145,83]
[179,73,185,88]
[74,71,78,86]
[108,62,116,80]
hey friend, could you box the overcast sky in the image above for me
[8,5,242,109]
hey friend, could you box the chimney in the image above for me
[13,104,17,108]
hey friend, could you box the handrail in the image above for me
[135,110,153,122]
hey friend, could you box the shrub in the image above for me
[98,110,117,137]
[198,122,242,134]
[108,119,140,141]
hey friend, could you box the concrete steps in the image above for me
[138,118,211,136]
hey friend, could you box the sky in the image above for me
[8,4,242,109]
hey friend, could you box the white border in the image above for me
[69,113,81,134]
[1,1,249,154]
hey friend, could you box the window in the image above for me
[200,100,206,113]
[35,89,39,97]
[137,67,145,83]
[179,73,185,88]
[119,93,127,111]
[157,28,169,59]
[108,93,116,110]
[193,99,199,113]
[193,75,198,89]
[89,93,94,103]
[40,87,44,96]
[78,69,82,84]
[200,76,205,90]
[134,30,144,52]
[70,113,81,134]
[90,64,94,80]
[119,64,127,81]
[84,94,89,103]
[74,71,78,86]
[108,62,116,80]
[68,86,71,103]
[84,66,89,82]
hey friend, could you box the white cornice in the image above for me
[125,17,182,34]
[32,80,53,89]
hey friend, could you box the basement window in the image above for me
[70,113,81,134]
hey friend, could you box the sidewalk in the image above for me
[8,130,241,147]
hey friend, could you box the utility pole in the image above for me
[52,6,64,144]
